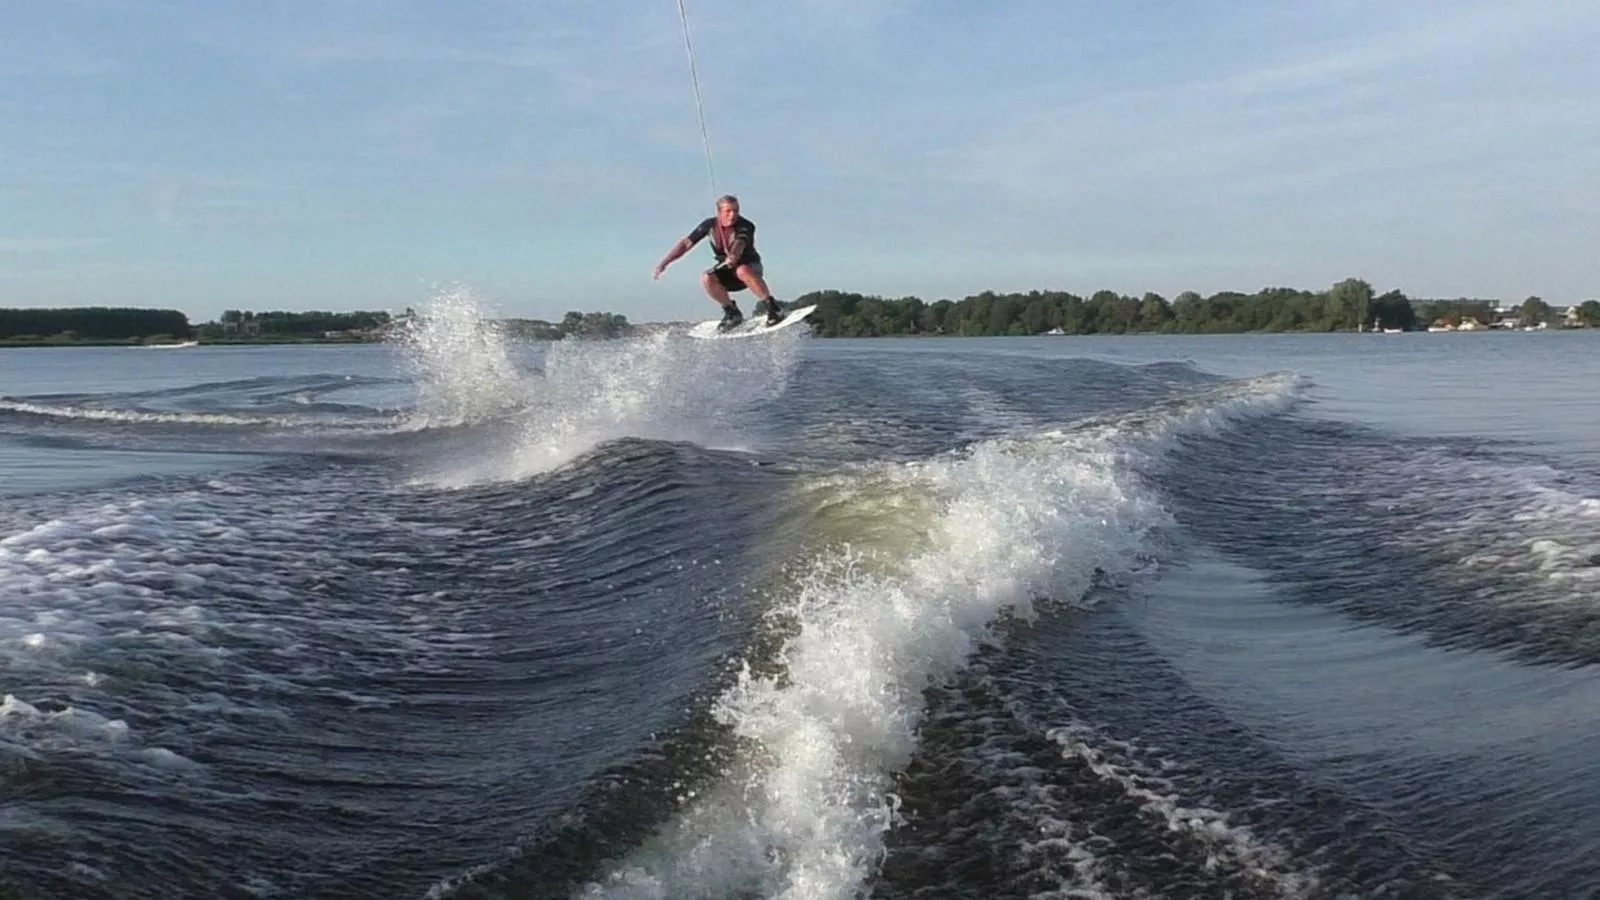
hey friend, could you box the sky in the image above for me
[1,0,1596,324]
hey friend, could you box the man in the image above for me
[653,194,785,330]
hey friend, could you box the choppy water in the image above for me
[2,297,1598,900]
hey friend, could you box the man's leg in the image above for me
[734,264,784,324]
[701,269,734,307]
[702,268,745,330]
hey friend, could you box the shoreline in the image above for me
[0,337,378,349]
[3,327,1594,349]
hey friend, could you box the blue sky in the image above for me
[2,0,1596,323]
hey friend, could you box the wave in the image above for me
[0,434,796,900]
[1160,412,1600,667]
[0,397,376,429]
[0,371,410,427]
[517,374,1304,900]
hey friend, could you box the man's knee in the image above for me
[735,264,763,283]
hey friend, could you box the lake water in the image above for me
[2,307,1597,899]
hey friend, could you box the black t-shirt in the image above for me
[687,215,761,267]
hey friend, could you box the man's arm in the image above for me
[653,219,711,279]
[654,237,694,279]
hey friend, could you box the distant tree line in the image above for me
[198,308,394,339]
[0,306,191,342]
[500,311,632,340]
[210,308,633,341]
[793,279,1598,337]
[1508,296,1600,329]
[6,285,1595,348]
[0,305,634,345]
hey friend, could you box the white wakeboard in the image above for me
[688,304,817,340]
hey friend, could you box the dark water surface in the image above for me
[3,315,1598,899]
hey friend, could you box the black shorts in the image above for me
[707,261,761,293]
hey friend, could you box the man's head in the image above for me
[715,194,740,227]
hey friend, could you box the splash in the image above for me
[503,329,802,476]
[387,285,808,487]
[574,374,1301,899]
[392,286,535,429]
[413,324,805,489]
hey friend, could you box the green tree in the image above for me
[1326,278,1374,331]
[1138,292,1172,330]
[919,299,950,334]
[555,310,630,338]
[0,307,191,341]
[1020,298,1048,334]
[787,277,1441,338]
[1519,296,1551,328]
[1369,289,1418,331]
[988,294,1018,335]
[1171,291,1205,331]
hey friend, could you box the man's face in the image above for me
[717,202,739,227]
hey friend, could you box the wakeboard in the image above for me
[688,304,817,340]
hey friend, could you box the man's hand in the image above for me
[652,261,667,280]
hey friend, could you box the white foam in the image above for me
[0,694,130,744]
[0,692,203,783]
[0,398,317,427]
[133,746,200,770]
[577,375,1300,899]
[1047,722,1318,898]
[0,491,319,765]
[392,286,536,429]
[1371,455,1600,595]
[408,310,805,487]
[68,861,110,882]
